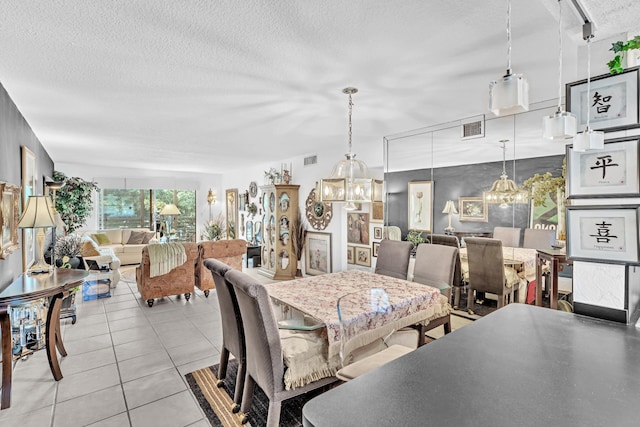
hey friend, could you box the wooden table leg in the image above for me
[54,291,69,357]
[45,293,65,381]
[535,254,543,307]
[550,258,559,310]
[1,307,12,409]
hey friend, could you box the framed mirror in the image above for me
[0,182,21,259]
[246,220,253,243]
[254,220,262,244]
[305,188,333,230]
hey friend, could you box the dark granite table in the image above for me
[302,304,640,427]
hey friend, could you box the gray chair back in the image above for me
[523,228,556,250]
[465,237,507,297]
[413,243,458,291]
[428,234,462,287]
[493,227,522,247]
[374,239,413,280]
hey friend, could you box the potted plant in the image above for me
[519,161,566,240]
[608,35,640,74]
[55,234,84,269]
[202,214,226,241]
[406,230,425,254]
[52,170,99,233]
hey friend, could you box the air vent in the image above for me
[304,155,318,166]
[461,115,485,140]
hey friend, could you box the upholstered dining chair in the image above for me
[225,269,337,427]
[428,234,464,308]
[522,228,556,250]
[204,258,245,413]
[492,226,522,248]
[382,225,402,241]
[412,243,457,336]
[465,237,520,315]
[374,239,413,280]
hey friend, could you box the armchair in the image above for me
[196,239,246,297]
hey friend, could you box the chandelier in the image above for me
[542,0,577,140]
[483,140,528,208]
[489,0,529,116]
[319,87,382,210]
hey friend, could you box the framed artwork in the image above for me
[225,188,239,239]
[407,181,433,232]
[566,205,639,264]
[21,146,36,271]
[347,212,370,245]
[372,241,380,257]
[347,245,355,265]
[0,182,21,259]
[566,137,640,198]
[458,196,487,222]
[566,66,640,132]
[373,226,383,240]
[304,232,331,276]
[355,246,371,267]
[373,180,384,202]
[529,193,558,232]
[371,201,384,222]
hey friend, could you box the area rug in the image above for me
[185,359,327,427]
[120,265,137,283]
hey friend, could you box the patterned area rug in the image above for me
[185,359,328,427]
[120,265,137,283]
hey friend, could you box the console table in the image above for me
[0,269,88,409]
[535,249,571,310]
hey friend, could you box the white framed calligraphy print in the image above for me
[566,206,639,265]
[566,137,640,198]
[566,66,639,132]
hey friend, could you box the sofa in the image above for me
[195,239,246,297]
[83,228,157,265]
[136,242,199,307]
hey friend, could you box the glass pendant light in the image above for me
[483,140,529,208]
[489,0,529,116]
[574,31,605,152]
[543,0,577,139]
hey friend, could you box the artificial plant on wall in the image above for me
[52,170,99,233]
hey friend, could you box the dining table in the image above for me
[264,269,448,389]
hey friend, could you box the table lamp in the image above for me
[442,200,458,232]
[160,203,181,236]
[18,196,56,274]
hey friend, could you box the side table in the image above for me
[535,249,572,310]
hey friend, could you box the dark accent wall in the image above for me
[0,82,54,287]
[385,154,564,239]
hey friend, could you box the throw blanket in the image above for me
[148,242,187,277]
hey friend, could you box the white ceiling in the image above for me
[0,0,638,174]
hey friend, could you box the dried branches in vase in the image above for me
[291,209,307,277]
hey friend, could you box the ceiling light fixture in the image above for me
[483,140,528,208]
[573,24,605,152]
[543,0,577,140]
[489,0,529,116]
[319,87,381,210]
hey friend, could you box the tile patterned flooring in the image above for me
[0,266,470,426]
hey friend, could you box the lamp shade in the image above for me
[574,128,604,152]
[489,73,529,116]
[543,110,577,140]
[160,203,181,215]
[18,196,55,229]
[442,200,458,214]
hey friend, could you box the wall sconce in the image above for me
[207,189,216,221]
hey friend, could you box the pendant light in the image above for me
[489,0,529,116]
[319,87,381,210]
[573,27,605,152]
[483,140,528,208]
[543,0,577,139]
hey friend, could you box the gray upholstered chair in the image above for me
[465,237,519,314]
[383,226,402,241]
[492,226,522,248]
[413,243,457,336]
[428,234,464,308]
[522,228,556,250]
[374,239,413,280]
[225,269,337,427]
[204,258,245,413]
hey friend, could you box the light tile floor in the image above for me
[0,266,471,426]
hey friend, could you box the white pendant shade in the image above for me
[543,110,577,140]
[489,73,529,116]
[574,128,605,152]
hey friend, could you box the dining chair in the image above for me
[522,228,556,250]
[412,243,457,336]
[225,269,337,427]
[374,239,413,280]
[382,225,402,241]
[465,237,520,315]
[204,258,245,413]
[428,234,465,308]
[492,226,522,247]
[335,288,416,382]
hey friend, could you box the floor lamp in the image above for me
[18,196,56,274]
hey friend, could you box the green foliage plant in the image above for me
[52,171,99,233]
[608,36,640,74]
[202,213,226,241]
[406,230,425,245]
[519,160,566,207]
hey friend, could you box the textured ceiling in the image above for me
[0,0,638,174]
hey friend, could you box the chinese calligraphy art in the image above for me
[566,206,639,264]
[567,137,639,198]
[567,66,639,132]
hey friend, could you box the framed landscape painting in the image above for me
[305,232,331,276]
[408,181,432,232]
[458,196,487,222]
